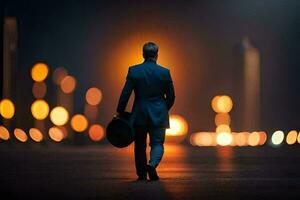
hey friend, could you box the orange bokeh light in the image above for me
[88,124,105,141]
[14,128,28,142]
[211,95,233,113]
[48,127,64,142]
[29,128,43,142]
[53,67,68,85]
[286,130,297,145]
[71,114,88,132]
[0,126,10,140]
[234,132,248,146]
[247,132,260,146]
[216,124,231,133]
[31,63,49,82]
[215,113,231,126]
[86,87,102,106]
[258,131,267,145]
[32,82,47,98]
[60,75,76,93]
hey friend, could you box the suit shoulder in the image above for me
[156,64,170,73]
[128,64,143,71]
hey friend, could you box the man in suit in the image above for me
[117,42,175,181]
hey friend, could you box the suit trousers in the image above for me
[134,126,166,177]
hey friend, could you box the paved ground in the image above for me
[1,143,300,199]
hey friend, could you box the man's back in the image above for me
[117,59,175,128]
[116,42,175,181]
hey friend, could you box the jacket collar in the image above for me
[143,58,157,63]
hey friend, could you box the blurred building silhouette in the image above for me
[242,37,261,131]
[2,17,17,127]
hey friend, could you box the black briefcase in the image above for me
[106,112,134,148]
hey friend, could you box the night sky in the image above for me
[2,0,300,135]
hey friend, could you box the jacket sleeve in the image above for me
[165,70,175,110]
[117,68,134,113]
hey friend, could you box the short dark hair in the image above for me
[143,42,159,59]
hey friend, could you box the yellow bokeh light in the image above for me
[31,100,49,120]
[50,106,69,126]
[216,124,231,133]
[86,87,103,106]
[29,128,43,142]
[31,63,49,82]
[0,99,15,119]
[211,95,233,113]
[0,126,10,140]
[60,75,76,94]
[215,113,231,126]
[166,115,188,136]
[286,130,297,145]
[48,127,64,142]
[271,130,284,145]
[247,132,260,146]
[297,132,300,144]
[71,114,88,132]
[216,132,232,146]
[88,124,105,141]
[32,82,47,98]
[14,128,28,142]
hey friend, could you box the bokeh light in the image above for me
[0,99,15,119]
[60,75,76,93]
[48,127,64,142]
[192,132,214,147]
[14,128,28,142]
[216,132,232,146]
[84,104,98,120]
[271,130,284,145]
[258,131,267,145]
[31,63,49,82]
[32,82,47,98]
[211,95,233,113]
[297,132,300,144]
[53,67,68,85]
[88,124,105,141]
[216,124,231,133]
[248,132,260,146]
[234,132,248,146]
[29,128,43,142]
[31,100,49,120]
[0,126,10,140]
[166,115,188,136]
[215,113,231,126]
[50,106,69,126]
[286,130,297,145]
[86,87,103,106]
[71,114,88,132]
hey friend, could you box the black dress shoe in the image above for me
[136,176,147,181]
[146,165,159,181]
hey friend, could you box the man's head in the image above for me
[143,42,159,60]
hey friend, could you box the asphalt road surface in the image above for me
[1,143,300,199]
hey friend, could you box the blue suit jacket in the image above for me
[117,59,175,128]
